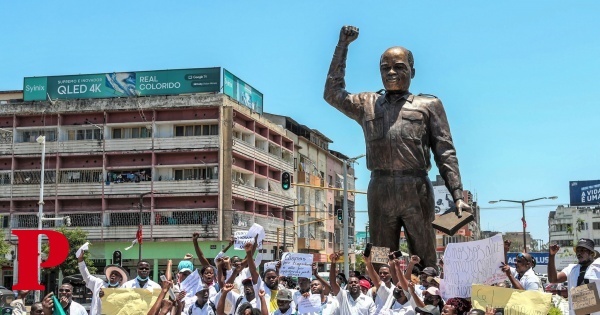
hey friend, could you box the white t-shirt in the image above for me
[187,301,216,315]
[380,300,415,315]
[335,290,376,315]
[373,281,395,313]
[562,259,600,315]
[215,287,261,314]
[66,301,88,315]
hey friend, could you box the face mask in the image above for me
[136,275,148,282]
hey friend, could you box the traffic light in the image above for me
[113,250,122,266]
[281,172,291,190]
[337,209,343,221]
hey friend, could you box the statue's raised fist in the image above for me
[339,25,359,44]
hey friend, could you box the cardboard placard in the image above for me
[471,285,552,315]
[572,282,600,315]
[101,288,162,315]
[297,295,321,313]
[371,246,391,264]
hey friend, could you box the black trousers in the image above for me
[367,173,438,269]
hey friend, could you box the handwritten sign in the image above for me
[101,288,162,315]
[371,246,391,264]
[247,223,266,248]
[264,261,278,272]
[297,295,321,313]
[471,285,552,315]
[572,282,600,315]
[180,268,201,308]
[280,253,313,278]
[234,230,255,250]
[442,234,506,299]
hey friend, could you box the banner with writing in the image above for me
[571,282,600,315]
[280,253,313,278]
[442,234,506,299]
[234,230,255,250]
[297,295,322,313]
[471,285,552,315]
[180,268,201,308]
[101,288,162,315]
[371,246,391,264]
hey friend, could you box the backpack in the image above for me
[234,296,245,314]
[188,301,216,315]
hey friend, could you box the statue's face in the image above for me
[380,47,412,92]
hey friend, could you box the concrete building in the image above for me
[0,90,303,285]
[262,113,357,264]
[549,205,600,270]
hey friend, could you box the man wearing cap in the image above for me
[273,289,294,315]
[77,250,128,315]
[549,238,600,315]
[499,252,542,291]
[415,305,441,315]
[410,286,443,315]
[188,285,216,315]
[329,252,376,315]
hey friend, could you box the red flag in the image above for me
[136,225,143,245]
[521,217,527,228]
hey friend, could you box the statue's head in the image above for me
[380,46,415,93]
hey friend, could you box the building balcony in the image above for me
[297,238,325,250]
[6,209,219,240]
[154,136,219,151]
[232,139,293,173]
[232,184,294,207]
[12,141,59,155]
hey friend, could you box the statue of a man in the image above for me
[324,26,471,268]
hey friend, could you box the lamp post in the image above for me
[489,196,558,252]
[282,204,299,258]
[343,154,365,277]
[139,192,153,261]
[35,135,46,303]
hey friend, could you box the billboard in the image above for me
[506,252,549,266]
[223,69,263,114]
[23,68,221,101]
[570,180,600,206]
[433,185,454,215]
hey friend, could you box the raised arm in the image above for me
[405,255,420,281]
[329,253,341,296]
[389,256,399,285]
[258,289,268,315]
[393,259,409,291]
[217,283,234,315]
[192,232,211,267]
[77,250,101,290]
[364,254,381,290]
[166,259,172,281]
[313,262,331,296]
[246,241,259,284]
[548,244,567,283]
[323,26,364,123]
[147,279,171,315]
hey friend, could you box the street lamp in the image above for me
[281,204,299,258]
[35,135,46,303]
[489,196,558,252]
[343,154,365,277]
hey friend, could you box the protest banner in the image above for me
[442,234,506,299]
[371,246,391,264]
[280,252,313,278]
[571,282,600,315]
[297,295,322,313]
[234,230,254,250]
[471,285,552,315]
[180,268,201,308]
[101,288,162,315]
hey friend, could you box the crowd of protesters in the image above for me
[8,235,600,315]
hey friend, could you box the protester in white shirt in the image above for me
[56,283,88,315]
[122,260,161,291]
[500,252,542,291]
[329,252,376,315]
[549,238,600,315]
[364,253,395,313]
[77,251,129,315]
[300,277,338,315]
[216,283,268,315]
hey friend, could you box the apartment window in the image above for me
[111,127,151,139]
[0,173,10,185]
[175,124,218,137]
[67,129,102,141]
[174,167,216,180]
[20,129,57,143]
[594,222,600,230]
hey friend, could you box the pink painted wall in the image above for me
[106,154,152,168]
[156,108,219,122]
[60,155,103,169]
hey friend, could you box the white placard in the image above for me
[264,261,278,272]
[279,253,313,278]
[246,223,266,248]
[442,234,507,300]
[234,230,254,250]
[180,268,200,307]
[297,294,321,313]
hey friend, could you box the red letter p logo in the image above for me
[12,230,69,290]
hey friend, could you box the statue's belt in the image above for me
[371,169,427,177]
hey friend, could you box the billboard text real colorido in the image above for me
[23,68,222,101]
[570,180,600,206]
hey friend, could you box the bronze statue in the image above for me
[324,26,471,268]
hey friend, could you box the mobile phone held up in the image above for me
[160,275,177,301]
[363,243,373,258]
[388,250,403,260]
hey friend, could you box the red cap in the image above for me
[359,279,371,289]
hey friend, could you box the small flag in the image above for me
[51,295,67,315]
[125,225,143,251]
[521,217,527,228]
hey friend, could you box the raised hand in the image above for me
[229,236,235,245]
[223,283,235,293]
[177,290,186,302]
[504,240,512,253]
[258,289,266,298]
[455,199,472,217]
[192,232,200,241]
[339,25,359,45]
[312,262,318,275]
[499,262,511,276]
[244,241,253,253]
[329,252,340,263]
[549,244,560,256]
[158,300,173,315]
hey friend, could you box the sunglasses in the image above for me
[58,289,71,293]
[139,267,150,271]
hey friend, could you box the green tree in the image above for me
[43,227,96,276]
[0,229,11,266]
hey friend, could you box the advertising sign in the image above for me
[24,68,221,101]
[506,252,549,266]
[223,69,263,114]
[570,180,600,206]
[434,185,454,215]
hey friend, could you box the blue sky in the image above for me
[2,1,600,244]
